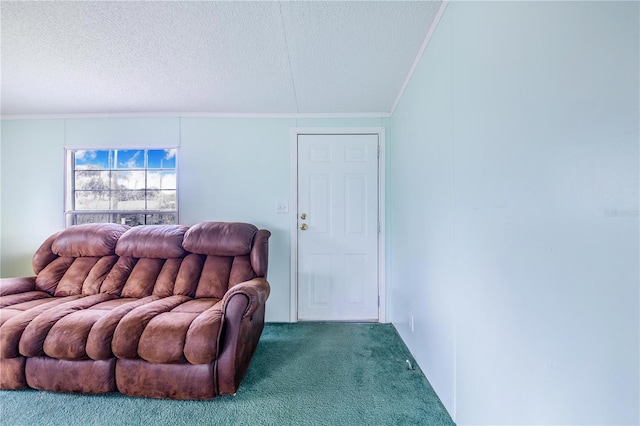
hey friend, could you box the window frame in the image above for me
[64,147,179,227]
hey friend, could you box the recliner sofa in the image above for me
[0,221,270,399]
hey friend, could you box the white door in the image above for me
[297,134,379,321]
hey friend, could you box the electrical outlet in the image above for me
[409,314,414,332]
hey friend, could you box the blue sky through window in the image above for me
[74,150,110,169]
[117,150,144,169]
[149,149,177,169]
[74,149,176,169]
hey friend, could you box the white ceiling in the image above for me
[1,1,444,117]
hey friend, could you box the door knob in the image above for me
[300,213,307,220]
[300,223,308,230]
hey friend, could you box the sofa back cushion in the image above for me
[31,221,267,299]
[51,223,128,257]
[32,231,62,275]
[34,224,130,296]
[114,225,189,298]
[182,222,258,298]
[115,225,188,259]
[182,222,256,256]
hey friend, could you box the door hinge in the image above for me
[377,222,381,233]
[377,145,380,158]
[378,295,380,307]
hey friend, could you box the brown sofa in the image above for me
[0,221,270,399]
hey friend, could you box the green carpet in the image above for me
[0,323,455,425]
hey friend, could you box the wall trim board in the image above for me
[1,112,391,121]
[391,0,449,115]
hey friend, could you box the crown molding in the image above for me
[0,111,392,120]
[391,0,449,115]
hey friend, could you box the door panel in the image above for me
[297,134,378,321]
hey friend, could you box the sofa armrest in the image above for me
[0,276,36,296]
[217,282,268,395]
[221,278,270,319]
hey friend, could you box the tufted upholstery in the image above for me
[115,225,188,259]
[0,221,271,399]
[33,224,130,297]
[52,223,130,257]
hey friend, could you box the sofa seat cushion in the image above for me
[172,299,220,313]
[0,309,24,327]
[138,312,202,364]
[0,296,60,327]
[0,296,82,358]
[137,299,221,364]
[86,296,162,360]
[19,294,117,357]
[44,309,106,360]
[42,298,149,360]
[0,291,51,309]
[182,301,225,365]
[112,295,192,360]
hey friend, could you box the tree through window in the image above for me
[65,148,178,226]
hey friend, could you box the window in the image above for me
[65,148,178,227]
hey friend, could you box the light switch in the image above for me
[276,201,289,214]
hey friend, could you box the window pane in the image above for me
[148,149,177,169]
[112,190,145,210]
[116,150,144,169]
[147,190,176,210]
[74,170,110,191]
[112,171,146,190]
[147,171,176,190]
[73,213,111,225]
[70,212,177,226]
[113,213,146,226]
[146,213,178,225]
[75,191,111,210]
[75,150,111,169]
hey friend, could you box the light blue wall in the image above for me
[1,120,66,276]
[65,118,181,148]
[0,116,383,322]
[389,1,639,425]
[388,4,456,414]
[179,118,295,321]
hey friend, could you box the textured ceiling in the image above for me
[1,1,443,116]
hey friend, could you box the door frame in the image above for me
[290,127,386,323]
